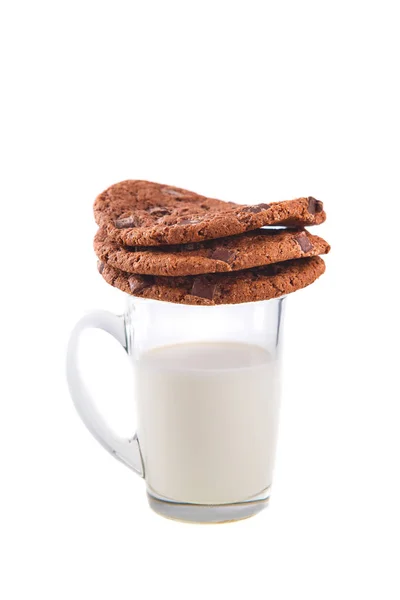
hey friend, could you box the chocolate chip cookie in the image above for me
[94,226,330,277]
[98,256,326,305]
[94,180,326,247]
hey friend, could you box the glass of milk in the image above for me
[67,297,285,523]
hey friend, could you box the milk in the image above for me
[135,342,281,505]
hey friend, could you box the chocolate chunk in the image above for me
[190,277,216,300]
[128,275,154,294]
[148,207,170,217]
[267,264,281,275]
[210,247,236,263]
[115,216,136,229]
[243,203,271,214]
[97,261,105,274]
[294,232,313,253]
[307,197,323,214]
[257,263,284,276]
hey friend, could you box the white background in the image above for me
[1,1,399,598]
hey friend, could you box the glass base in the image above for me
[147,487,271,524]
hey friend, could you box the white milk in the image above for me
[135,342,281,505]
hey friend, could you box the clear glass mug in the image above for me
[67,296,285,523]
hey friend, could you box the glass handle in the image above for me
[66,310,144,477]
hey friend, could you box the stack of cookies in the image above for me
[94,180,330,305]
